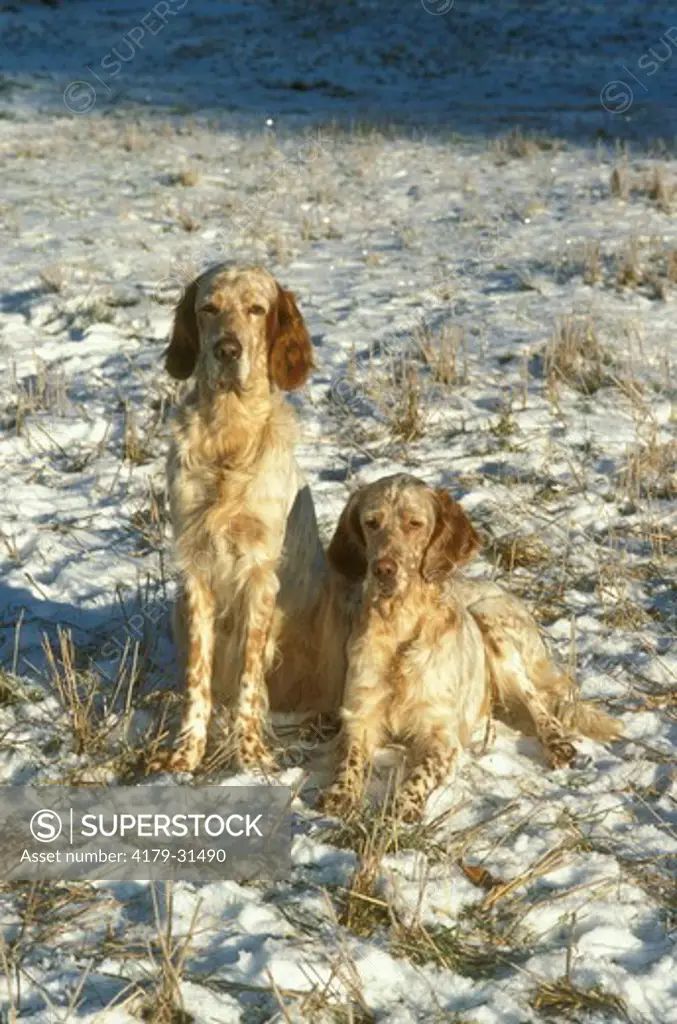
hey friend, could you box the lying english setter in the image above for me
[321,473,621,820]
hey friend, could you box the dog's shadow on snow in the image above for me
[0,577,177,782]
[0,577,174,685]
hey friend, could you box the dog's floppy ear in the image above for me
[422,489,481,581]
[327,490,367,583]
[165,277,200,379]
[268,285,314,391]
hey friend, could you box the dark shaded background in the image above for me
[1,1,677,141]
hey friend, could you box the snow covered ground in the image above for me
[0,2,676,1021]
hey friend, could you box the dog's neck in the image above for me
[198,375,271,415]
[190,379,286,468]
[364,577,430,630]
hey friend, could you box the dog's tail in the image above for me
[555,696,623,743]
[532,658,623,743]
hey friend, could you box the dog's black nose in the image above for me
[215,337,242,362]
[372,557,397,582]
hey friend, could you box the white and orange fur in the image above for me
[151,264,349,774]
[321,474,621,820]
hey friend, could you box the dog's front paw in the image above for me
[318,786,359,818]
[545,738,577,769]
[234,734,277,774]
[394,792,425,823]
[148,745,202,774]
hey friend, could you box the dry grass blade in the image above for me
[531,976,631,1021]
[610,166,629,200]
[123,401,153,464]
[391,921,509,979]
[622,438,676,501]
[8,357,69,433]
[332,784,398,937]
[129,480,168,553]
[648,166,672,212]
[582,241,601,285]
[0,668,26,705]
[492,127,562,163]
[336,871,392,938]
[666,249,677,283]
[0,937,19,1022]
[544,317,615,394]
[39,263,65,294]
[133,882,200,1023]
[42,628,103,756]
[487,531,552,571]
[389,364,425,441]
[322,795,464,862]
[413,323,467,385]
[616,240,643,289]
[41,627,153,777]
[169,167,200,187]
[482,842,573,910]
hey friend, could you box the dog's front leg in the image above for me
[230,566,279,771]
[319,640,386,816]
[320,722,377,816]
[396,734,458,822]
[150,575,215,773]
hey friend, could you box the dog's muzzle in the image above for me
[214,336,243,363]
[370,556,398,595]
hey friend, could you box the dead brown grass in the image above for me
[413,323,468,386]
[622,438,676,500]
[610,166,629,201]
[667,250,677,283]
[169,168,200,188]
[492,127,563,164]
[615,239,643,289]
[40,624,170,782]
[335,865,392,938]
[132,883,198,1023]
[611,163,673,211]
[372,355,427,442]
[0,880,109,1019]
[391,920,511,979]
[176,210,199,233]
[8,358,69,433]
[123,402,153,464]
[129,481,168,554]
[544,317,615,395]
[582,242,601,285]
[0,669,25,704]
[39,263,65,294]
[647,166,672,212]
[43,628,110,758]
[530,976,630,1021]
[487,531,553,572]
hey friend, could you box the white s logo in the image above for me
[30,809,63,843]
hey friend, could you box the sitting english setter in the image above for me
[321,474,621,821]
[150,264,348,775]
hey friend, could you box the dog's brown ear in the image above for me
[268,285,314,391]
[327,491,367,583]
[422,489,481,581]
[165,277,200,379]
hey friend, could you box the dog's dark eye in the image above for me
[248,304,265,316]
[200,302,219,315]
[408,519,425,530]
[364,517,380,531]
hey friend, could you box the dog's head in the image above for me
[164,264,313,394]
[327,473,480,600]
